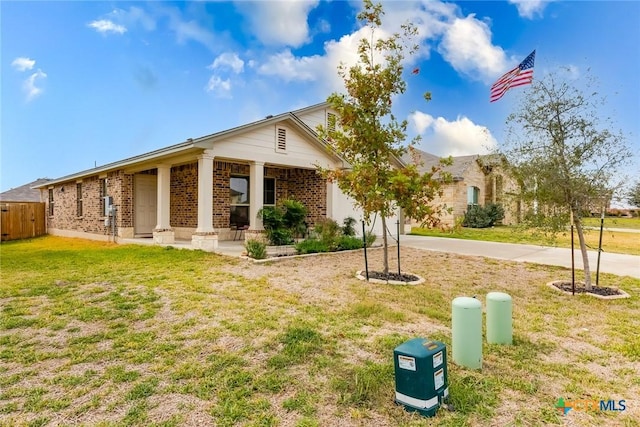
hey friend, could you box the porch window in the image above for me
[467,186,480,207]
[76,183,83,217]
[230,176,250,227]
[264,177,275,206]
[230,176,278,227]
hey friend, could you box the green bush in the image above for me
[341,217,357,236]
[463,203,504,228]
[245,239,267,259]
[365,231,376,247]
[314,218,342,249]
[337,235,363,251]
[259,199,308,245]
[295,239,329,254]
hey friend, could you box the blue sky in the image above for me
[2,0,639,197]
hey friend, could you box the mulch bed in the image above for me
[552,281,624,297]
[367,271,420,283]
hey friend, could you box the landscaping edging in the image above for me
[546,281,630,300]
[355,270,425,285]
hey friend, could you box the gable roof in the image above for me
[404,148,484,180]
[0,178,50,202]
[35,102,344,188]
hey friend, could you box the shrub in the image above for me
[365,231,376,247]
[245,239,267,259]
[259,199,308,245]
[314,218,342,249]
[463,203,505,228]
[341,216,357,236]
[295,239,329,254]
[337,235,363,251]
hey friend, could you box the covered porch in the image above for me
[125,152,328,252]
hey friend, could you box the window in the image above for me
[467,186,480,206]
[48,189,54,216]
[76,183,83,216]
[230,176,250,227]
[100,179,107,216]
[276,127,286,152]
[264,177,275,206]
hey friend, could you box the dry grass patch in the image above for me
[0,236,638,426]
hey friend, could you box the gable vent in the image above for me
[276,127,287,152]
[327,112,337,132]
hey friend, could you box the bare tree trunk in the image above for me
[574,213,592,290]
[381,215,389,275]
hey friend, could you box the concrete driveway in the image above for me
[399,234,640,279]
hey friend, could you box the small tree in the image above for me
[502,68,632,290]
[316,0,448,276]
[626,180,640,208]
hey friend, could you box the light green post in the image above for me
[486,292,513,345]
[451,297,482,369]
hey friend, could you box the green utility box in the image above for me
[394,338,448,417]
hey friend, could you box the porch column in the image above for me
[192,150,218,251]
[153,164,175,244]
[249,161,264,231]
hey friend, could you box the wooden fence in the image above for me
[0,202,46,241]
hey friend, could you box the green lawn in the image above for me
[410,224,640,256]
[581,216,640,230]
[1,236,639,426]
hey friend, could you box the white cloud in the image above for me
[88,19,127,35]
[508,0,551,19]
[235,0,319,47]
[23,69,47,101]
[438,14,509,82]
[12,57,35,71]
[257,50,321,82]
[410,111,497,156]
[254,1,510,92]
[205,75,232,98]
[110,6,156,31]
[209,53,244,74]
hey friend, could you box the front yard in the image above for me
[1,236,639,426]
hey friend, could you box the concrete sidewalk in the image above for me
[399,234,640,279]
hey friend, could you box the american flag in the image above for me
[490,50,535,102]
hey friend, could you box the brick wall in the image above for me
[287,168,326,226]
[46,162,328,237]
[171,163,198,228]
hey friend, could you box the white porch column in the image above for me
[153,164,175,244]
[326,181,334,220]
[249,161,264,231]
[192,150,218,251]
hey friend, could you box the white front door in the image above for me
[134,174,157,236]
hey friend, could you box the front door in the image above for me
[134,174,157,236]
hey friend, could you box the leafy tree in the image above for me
[627,180,640,208]
[316,0,448,276]
[502,68,632,290]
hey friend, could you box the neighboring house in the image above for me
[405,149,520,228]
[34,103,400,251]
[0,178,50,202]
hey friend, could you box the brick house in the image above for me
[405,149,520,228]
[34,103,400,251]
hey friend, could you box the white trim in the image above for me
[395,391,439,410]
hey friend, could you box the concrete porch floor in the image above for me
[118,237,247,257]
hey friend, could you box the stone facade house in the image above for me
[405,149,520,228]
[34,103,400,251]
